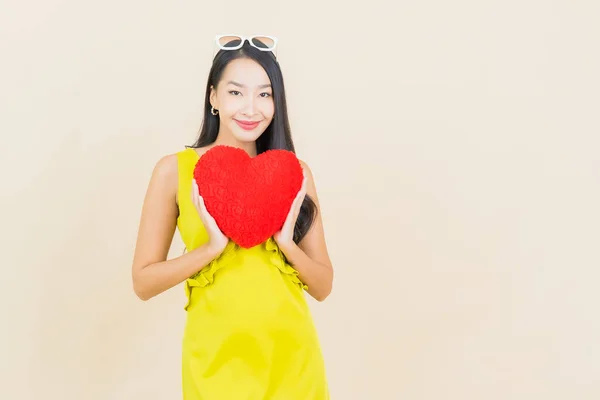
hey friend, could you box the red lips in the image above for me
[234,119,260,130]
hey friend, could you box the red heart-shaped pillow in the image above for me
[193,145,303,248]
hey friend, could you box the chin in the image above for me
[230,124,267,143]
[231,131,263,143]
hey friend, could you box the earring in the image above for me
[211,106,219,116]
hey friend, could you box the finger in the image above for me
[198,195,208,215]
[281,202,294,232]
[191,180,199,203]
[295,187,304,205]
[195,195,206,224]
[292,197,303,220]
[198,196,219,227]
[282,197,300,234]
[280,215,292,236]
[296,186,307,205]
[299,174,307,196]
[299,185,307,200]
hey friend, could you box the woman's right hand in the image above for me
[191,180,229,255]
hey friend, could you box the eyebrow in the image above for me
[227,80,272,89]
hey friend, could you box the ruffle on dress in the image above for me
[183,237,308,310]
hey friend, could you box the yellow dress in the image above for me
[176,148,329,400]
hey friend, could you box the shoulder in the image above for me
[297,159,314,179]
[146,152,181,202]
[152,152,179,181]
[297,158,319,198]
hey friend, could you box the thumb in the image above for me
[293,195,304,220]
[198,196,209,218]
[199,196,219,226]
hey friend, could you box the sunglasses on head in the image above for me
[215,34,278,53]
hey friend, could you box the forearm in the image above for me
[133,244,221,301]
[279,243,333,302]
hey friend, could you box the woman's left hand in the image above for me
[273,170,307,250]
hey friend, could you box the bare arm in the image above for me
[131,154,221,301]
[278,161,334,302]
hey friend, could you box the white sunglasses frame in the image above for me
[214,34,278,52]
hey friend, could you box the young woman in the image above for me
[131,35,333,399]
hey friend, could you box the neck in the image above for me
[214,131,257,157]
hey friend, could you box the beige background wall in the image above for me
[1,1,599,399]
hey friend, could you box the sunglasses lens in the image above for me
[251,36,275,50]
[218,35,243,48]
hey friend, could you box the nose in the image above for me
[241,96,257,116]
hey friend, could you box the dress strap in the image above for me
[176,148,199,213]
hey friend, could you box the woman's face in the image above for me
[210,58,274,143]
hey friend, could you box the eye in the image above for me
[228,90,241,96]
[260,92,271,98]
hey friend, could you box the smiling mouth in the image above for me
[234,119,261,130]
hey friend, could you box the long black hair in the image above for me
[188,39,317,244]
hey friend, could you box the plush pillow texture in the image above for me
[193,145,304,248]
